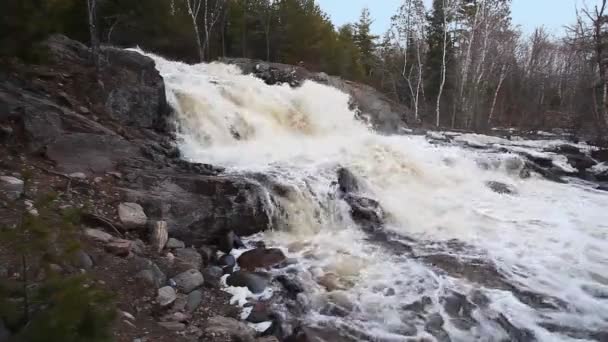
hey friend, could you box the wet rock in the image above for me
[565,154,596,172]
[157,286,177,307]
[581,284,608,299]
[166,238,185,249]
[186,290,203,313]
[133,257,166,288]
[442,291,477,330]
[157,322,186,331]
[343,194,384,232]
[285,326,355,342]
[238,248,286,270]
[402,296,432,313]
[149,220,168,253]
[485,181,517,195]
[218,230,245,253]
[246,302,272,323]
[425,313,451,342]
[337,167,360,194]
[171,269,204,293]
[227,271,270,294]
[105,239,133,257]
[495,313,535,342]
[174,248,203,271]
[118,202,147,230]
[504,156,525,173]
[318,272,346,291]
[202,266,224,288]
[218,254,236,274]
[276,275,304,298]
[549,144,582,155]
[592,149,608,162]
[321,291,354,317]
[524,161,565,183]
[72,250,94,270]
[0,176,23,200]
[199,245,216,266]
[205,316,256,342]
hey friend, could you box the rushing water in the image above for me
[141,51,608,341]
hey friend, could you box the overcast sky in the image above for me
[316,0,582,36]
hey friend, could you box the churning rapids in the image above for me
[140,50,608,341]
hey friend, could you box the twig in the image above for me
[84,213,124,238]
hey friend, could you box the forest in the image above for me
[2,0,608,139]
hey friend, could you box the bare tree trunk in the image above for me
[186,0,205,62]
[488,64,508,125]
[436,0,449,127]
[456,0,481,128]
[87,0,100,73]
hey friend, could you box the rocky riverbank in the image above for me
[2,36,608,342]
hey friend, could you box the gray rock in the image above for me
[202,266,224,288]
[218,254,236,274]
[157,321,186,331]
[174,248,203,270]
[83,228,114,243]
[186,290,203,313]
[118,202,147,230]
[149,221,168,253]
[337,167,360,194]
[133,257,166,288]
[73,250,94,270]
[486,181,517,195]
[157,286,177,307]
[68,172,87,179]
[205,316,255,342]
[172,269,204,293]
[227,271,270,294]
[0,176,24,200]
[166,238,185,249]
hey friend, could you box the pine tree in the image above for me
[354,7,378,77]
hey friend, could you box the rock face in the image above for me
[118,202,147,229]
[222,58,412,134]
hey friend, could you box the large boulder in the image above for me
[118,202,147,229]
[42,35,170,132]
[237,248,286,270]
[120,172,275,247]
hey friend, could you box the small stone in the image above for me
[105,239,133,257]
[161,312,190,323]
[94,177,103,183]
[120,311,136,321]
[118,202,147,230]
[84,228,113,243]
[157,286,177,307]
[166,238,185,249]
[486,181,517,195]
[149,221,168,253]
[73,250,94,270]
[68,172,87,179]
[107,171,122,179]
[158,322,186,331]
[78,106,90,114]
[171,269,204,293]
[218,254,236,274]
[186,290,203,313]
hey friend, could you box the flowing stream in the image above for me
[142,51,608,342]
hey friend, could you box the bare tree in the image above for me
[436,0,451,127]
[185,0,205,61]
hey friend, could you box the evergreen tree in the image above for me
[354,7,379,77]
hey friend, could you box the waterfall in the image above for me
[140,50,608,342]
